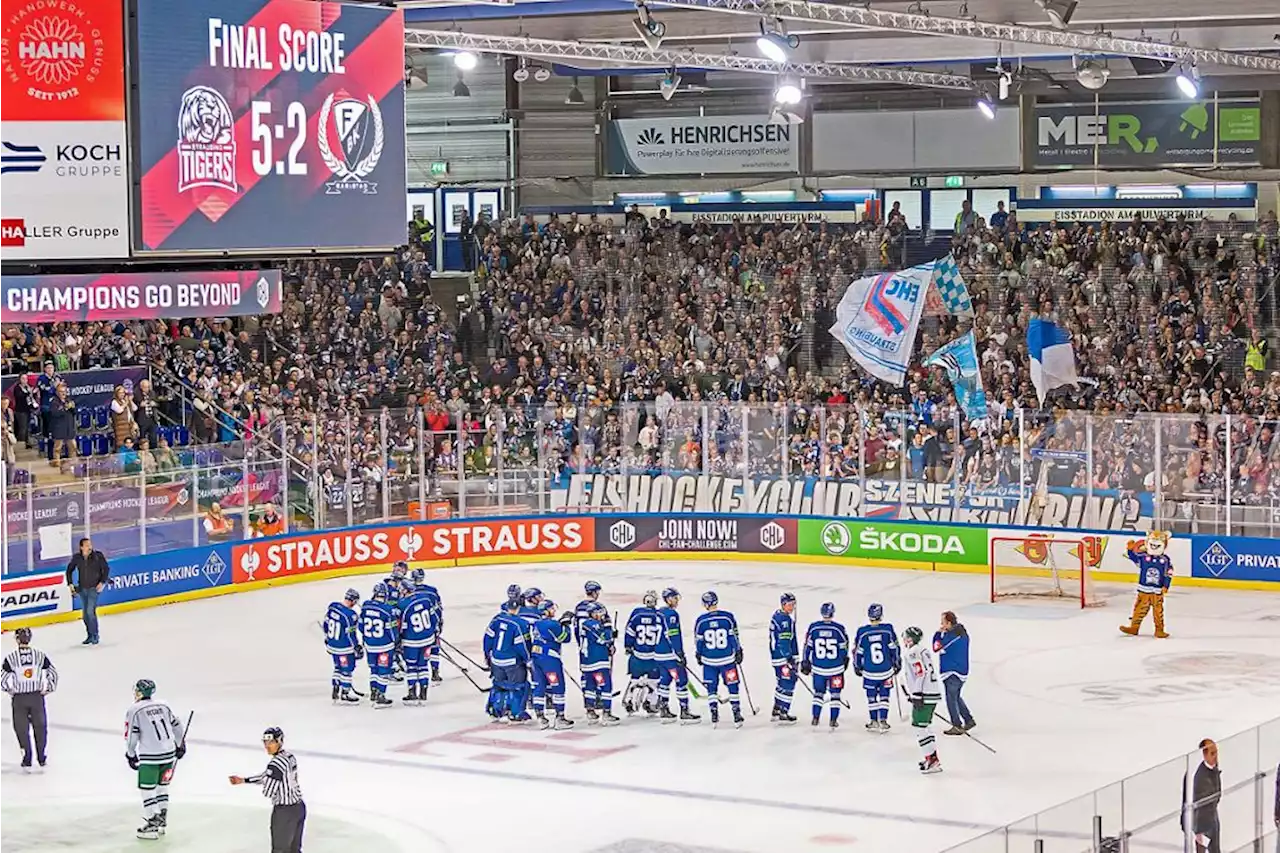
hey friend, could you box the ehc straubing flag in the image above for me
[1027,317,1081,402]
[924,331,987,421]
[829,264,929,385]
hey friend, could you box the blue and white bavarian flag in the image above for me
[924,331,987,422]
[1027,317,1080,403]
[829,264,929,385]
[929,254,973,316]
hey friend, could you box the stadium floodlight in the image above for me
[1175,60,1200,97]
[565,76,586,104]
[513,57,530,82]
[534,65,552,82]
[659,67,681,100]
[756,19,799,63]
[976,90,996,119]
[453,50,478,71]
[1036,0,1077,29]
[773,74,802,105]
[1074,57,1110,90]
[632,2,667,50]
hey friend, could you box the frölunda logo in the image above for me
[635,128,665,146]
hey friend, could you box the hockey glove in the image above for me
[854,665,864,678]
[800,660,813,676]
[695,653,703,666]
[175,743,187,760]
[675,652,687,668]
[786,655,798,669]
[607,644,615,657]
[126,754,140,770]
[733,648,743,665]
[559,612,574,626]
[355,644,364,658]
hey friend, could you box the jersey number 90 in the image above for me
[408,610,433,634]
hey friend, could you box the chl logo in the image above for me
[177,86,237,194]
[759,521,786,551]
[255,275,273,309]
[609,520,636,549]
[318,94,384,195]
[1199,541,1232,577]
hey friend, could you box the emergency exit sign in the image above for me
[430,161,449,177]
[944,175,965,188]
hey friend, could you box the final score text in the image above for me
[207,19,346,72]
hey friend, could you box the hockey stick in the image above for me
[893,674,906,722]
[933,708,996,754]
[168,711,195,781]
[440,637,489,673]
[439,647,490,693]
[737,663,759,716]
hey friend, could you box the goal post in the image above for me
[989,535,1105,608]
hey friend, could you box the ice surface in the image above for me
[3,559,1278,853]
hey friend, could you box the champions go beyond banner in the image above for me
[2,270,282,321]
[605,114,800,176]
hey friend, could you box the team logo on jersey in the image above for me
[820,522,851,555]
[318,93,384,195]
[177,86,237,194]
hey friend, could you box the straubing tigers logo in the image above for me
[318,93,384,195]
[177,86,237,193]
[636,127,664,146]
[1016,534,1106,569]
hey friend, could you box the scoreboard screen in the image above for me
[132,0,407,253]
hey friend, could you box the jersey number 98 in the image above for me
[702,628,729,650]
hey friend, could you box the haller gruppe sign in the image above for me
[1033,99,1261,168]
[606,115,799,175]
[2,270,282,322]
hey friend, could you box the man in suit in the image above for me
[1183,738,1222,853]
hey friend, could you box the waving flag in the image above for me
[829,264,929,385]
[1027,317,1080,402]
[925,331,987,422]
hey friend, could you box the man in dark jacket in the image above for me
[65,538,110,645]
[1183,738,1222,853]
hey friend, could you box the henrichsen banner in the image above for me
[606,115,799,176]
[1033,99,1261,168]
[0,0,130,259]
[1,270,283,322]
[596,515,797,554]
[553,472,1151,531]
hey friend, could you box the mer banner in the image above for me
[1033,99,1261,168]
[2,270,282,322]
[606,115,799,176]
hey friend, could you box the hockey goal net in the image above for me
[990,536,1106,608]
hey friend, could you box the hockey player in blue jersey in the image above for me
[518,587,544,637]
[655,588,700,725]
[623,590,662,716]
[801,602,850,730]
[323,588,363,705]
[530,600,575,730]
[399,578,439,705]
[854,602,900,733]
[385,563,411,682]
[769,592,799,724]
[694,591,744,729]
[578,602,618,726]
[409,569,444,683]
[484,598,531,723]
[574,580,603,642]
[359,583,398,708]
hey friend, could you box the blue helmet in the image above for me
[820,602,836,619]
[343,588,361,604]
[584,580,602,595]
[868,603,884,621]
[780,592,796,607]
[392,561,408,577]
[538,599,557,616]
[504,598,521,612]
[524,587,544,603]
[662,587,680,603]
[410,568,425,586]
[588,601,607,619]
[506,583,523,601]
[372,582,390,600]
[701,591,718,609]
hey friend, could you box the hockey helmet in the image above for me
[392,561,409,577]
[662,587,680,604]
[372,582,390,601]
[343,588,361,604]
[523,587,544,604]
[504,597,521,612]
[588,602,608,619]
[410,568,425,586]
[642,590,659,608]
[780,593,796,607]
[14,627,32,645]
[820,602,836,619]
[701,591,718,609]
[262,726,284,744]
[902,626,923,647]
[584,580,602,596]
[868,603,884,622]
[134,678,157,700]
[506,583,523,601]
[538,599,557,617]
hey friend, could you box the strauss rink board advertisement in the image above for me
[131,0,407,252]
[552,472,1152,531]
[231,518,594,582]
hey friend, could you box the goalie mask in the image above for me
[1144,530,1170,557]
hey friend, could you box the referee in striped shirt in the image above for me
[1,627,58,770]
[230,726,305,853]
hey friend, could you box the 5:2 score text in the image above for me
[250,101,308,177]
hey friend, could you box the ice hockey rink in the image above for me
[3,558,1278,853]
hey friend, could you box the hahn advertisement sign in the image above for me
[1,270,282,322]
[606,115,799,175]
[1033,100,1261,168]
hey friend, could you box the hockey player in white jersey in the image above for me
[125,679,187,839]
[901,626,943,774]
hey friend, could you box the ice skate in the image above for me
[553,713,575,730]
[585,708,600,725]
[331,685,340,703]
[811,714,821,727]
[156,810,167,835]
[537,712,551,730]
[774,709,797,725]
[679,707,701,725]
[136,817,162,840]
[371,688,393,709]
[732,707,744,729]
[710,706,720,728]
[878,719,891,733]
[600,711,621,726]
[920,754,943,774]
[829,718,840,732]
[659,705,678,723]
[431,669,443,683]
[643,701,658,716]
[339,689,360,704]
[20,752,31,772]
[866,720,880,732]
[962,720,975,732]
[402,685,419,704]
[623,699,636,715]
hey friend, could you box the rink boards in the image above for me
[4,513,1277,630]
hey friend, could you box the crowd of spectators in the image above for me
[4,203,1280,518]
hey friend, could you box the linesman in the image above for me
[2,627,58,770]
[230,726,306,853]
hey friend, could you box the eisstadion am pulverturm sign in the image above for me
[606,114,800,175]
[1033,99,1260,168]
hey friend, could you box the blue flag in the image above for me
[924,331,987,422]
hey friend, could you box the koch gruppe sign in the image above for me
[2,270,282,321]
[605,115,799,175]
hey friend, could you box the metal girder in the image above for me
[649,0,1280,72]
[405,28,976,89]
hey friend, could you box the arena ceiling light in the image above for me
[659,66,682,100]
[1036,0,1077,29]
[773,73,802,104]
[756,19,799,63]
[513,57,530,82]
[1074,56,1110,90]
[1175,60,1200,97]
[976,89,996,119]
[452,50,478,71]
[768,104,803,125]
[632,1,667,51]
[534,65,552,82]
